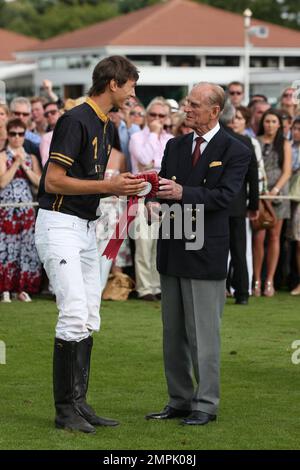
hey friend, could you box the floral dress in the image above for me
[0,148,41,293]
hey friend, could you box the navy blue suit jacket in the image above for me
[157,126,251,280]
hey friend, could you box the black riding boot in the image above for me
[53,338,95,433]
[74,336,119,427]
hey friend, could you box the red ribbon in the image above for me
[102,172,159,260]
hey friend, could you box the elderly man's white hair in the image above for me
[10,96,31,112]
[194,82,226,111]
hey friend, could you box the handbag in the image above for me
[251,198,277,231]
[102,272,135,301]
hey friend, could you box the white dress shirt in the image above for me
[192,122,220,155]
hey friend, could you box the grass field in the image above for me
[0,293,299,450]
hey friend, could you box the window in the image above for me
[284,57,300,68]
[250,56,279,68]
[166,55,200,67]
[205,56,240,67]
[135,85,188,107]
[126,55,161,66]
[68,56,84,69]
[39,57,52,69]
[53,56,68,69]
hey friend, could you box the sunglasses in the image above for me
[8,131,25,137]
[12,111,30,117]
[163,124,173,131]
[282,93,293,98]
[229,91,242,96]
[44,109,58,117]
[148,112,167,119]
[130,111,145,117]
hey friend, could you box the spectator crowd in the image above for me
[1,79,300,303]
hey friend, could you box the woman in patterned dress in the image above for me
[253,110,292,297]
[0,118,42,302]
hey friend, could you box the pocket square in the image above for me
[209,161,222,168]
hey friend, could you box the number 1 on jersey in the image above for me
[92,137,98,160]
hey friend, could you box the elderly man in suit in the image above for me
[145,82,251,426]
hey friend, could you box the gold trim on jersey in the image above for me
[57,195,64,211]
[52,194,59,211]
[52,194,64,212]
[50,155,73,167]
[86,97,108,123]
[51,152,74,164]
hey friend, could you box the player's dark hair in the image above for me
[88,55,139,96]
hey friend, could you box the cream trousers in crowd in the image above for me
[133,201,161,298]
[35,209,101,342]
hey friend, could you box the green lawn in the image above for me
[0,293,299,450]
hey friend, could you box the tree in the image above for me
[0,0,298,39]
[198,0,300,30]
[117,0,159,14]
[0,0,119,39]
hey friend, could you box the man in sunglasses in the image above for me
[227,81,245,108]
[10,97,40,146]
[40,102,61,167]
[44,101,60,132]
[10,97,42,167]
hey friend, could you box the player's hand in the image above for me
[108,172,147,196]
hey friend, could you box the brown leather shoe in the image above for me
[145,405,190,420]
[181,411,216,426]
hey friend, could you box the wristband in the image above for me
[273,186,280,194]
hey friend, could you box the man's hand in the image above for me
[42,79,53,93]
[157,177,183,200]
[42,79,58,102]
[148,119,163,135]
[247,209,259,221]
[108,172,147,196]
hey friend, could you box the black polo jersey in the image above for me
[38,98,114,220]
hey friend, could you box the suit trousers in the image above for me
[35,209,101,342]
[228,216,249,299]
[160,274,225,415]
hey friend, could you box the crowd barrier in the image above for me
[0,195,300,209]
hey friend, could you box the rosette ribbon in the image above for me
[102,171,159,260]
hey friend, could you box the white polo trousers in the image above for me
[35,209,101,342]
